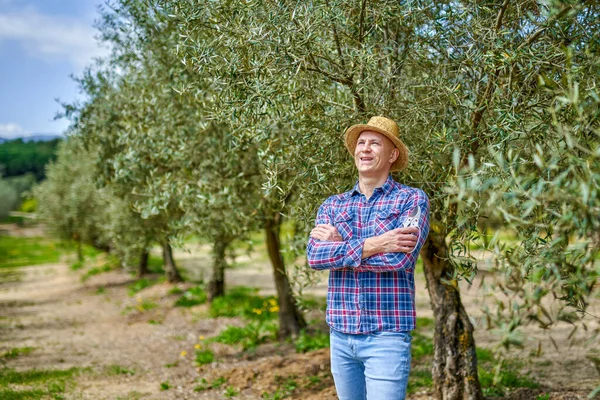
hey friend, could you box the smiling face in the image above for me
[354,131,399,178]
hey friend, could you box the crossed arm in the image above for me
[306,197,430,272]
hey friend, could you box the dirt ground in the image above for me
[1,225,599,399]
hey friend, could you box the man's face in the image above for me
[354,131,399,177]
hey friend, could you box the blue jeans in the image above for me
[330,328,412,400]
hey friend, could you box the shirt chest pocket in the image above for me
[334,211,354,240]
[374,209,401,235]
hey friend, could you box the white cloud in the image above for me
[0,122,29,139]
[0,9,108,68]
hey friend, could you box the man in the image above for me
[307,116,430,400]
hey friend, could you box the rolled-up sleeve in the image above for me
[307,200,366,270]
[355,190,430,273]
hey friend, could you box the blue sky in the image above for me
[0,0,107,138]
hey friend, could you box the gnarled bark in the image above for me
[421,233,483,400]
[162,241,182,283]
[265,213,306,339]
[208,238,228,301]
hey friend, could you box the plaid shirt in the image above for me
[307,176,430,334]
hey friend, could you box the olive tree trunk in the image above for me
[138,248,149,278]
[208,238,229,301]
[162,241,182,283]
[421,233,483,400]
[265,213,306,338]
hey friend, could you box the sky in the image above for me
[0,0,107,138]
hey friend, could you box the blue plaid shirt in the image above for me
[307,176,430,334]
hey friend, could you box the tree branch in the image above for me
[358,0,368,44]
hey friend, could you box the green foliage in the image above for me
[407,369,434,394]
[0,138,61,180]
[2,347,35,359]
[194,349,215,366]
[174,286,207,307]
[80,263,115,283]
[0,236,61,268]
[294,330,329,353]
[262,376,300,400]
[127,278,155,296]
[212,321,278,351]
[209,287,279,321]
[411,332,435,360]
[107,365,135,376]
[0,366,81,400]
[159,381,170,391]
[19,198,37,213]
[194,377,227,392]
[224,386,239,398]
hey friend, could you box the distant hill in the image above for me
[0,134,63,143]
[0,136,62,180]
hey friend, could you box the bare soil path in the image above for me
[0,237,599,399]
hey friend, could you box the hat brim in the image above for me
[344,124,409,172]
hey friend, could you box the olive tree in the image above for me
[33,137,110,261]
[173,0,599,397]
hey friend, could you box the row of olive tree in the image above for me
[169,0,599,398]
[36,0,599,398]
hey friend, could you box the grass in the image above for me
[2,347,35,359]
[80,254,120,282]
[0,366,83,400]
[212,321,279,351]
[0,236,62,268]
[107,365,135,376]
[195,349,215,365]
[224,386,239,397]
[174,286,208,307]
[294,330,329,353]
[194,376,227,391]
[127,278,163,296]
[209,286,279,321]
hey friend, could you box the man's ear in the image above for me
[389,148,399,164]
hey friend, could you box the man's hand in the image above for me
[310,224,343,242]
[362,227,419,258]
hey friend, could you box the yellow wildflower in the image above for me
[269,306,280,313]
[252,308,263,315]
[268,299,277,306]
[194,344,201,349]
[180,351,187,357]
[198,335,205,341]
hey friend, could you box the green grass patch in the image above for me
[122,298,158,314]
[0,236,62,268]
[411,332,434,360]
[224,386,239,398]
[195,349,215,365]
[160,381,170,391]
[194,376,227,391]
[210,286,279,321]
[407,369,433,394]
[80,264,113,282]
[0,366,82,399]
[167,287,184,296]
[294,330,329,353]
[127,278,156,296]
[479,361,540,397]
[262,376,299,399]
[148,256,164,274]
[212,321,278,351]
[174,286,207,307]
[107,365,135,376]
[2,347,35,359]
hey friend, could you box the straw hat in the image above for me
[344,116,409,172]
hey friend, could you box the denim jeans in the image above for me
[330,328,412,400]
